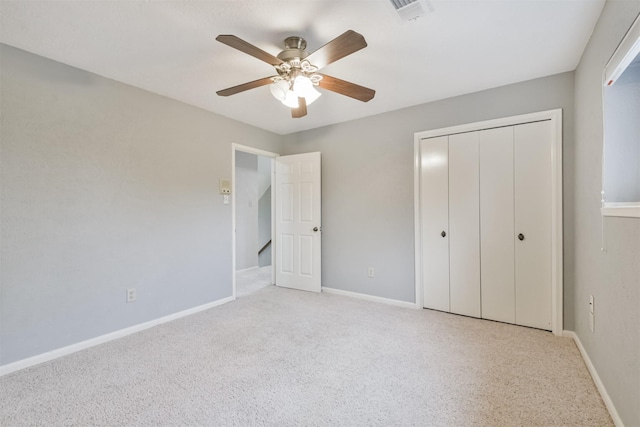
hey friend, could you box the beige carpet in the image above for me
[0,286,612,426]
[236,265,272,297]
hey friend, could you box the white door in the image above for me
[275,152,321,292]
[514,121,552,330]
[420,136,450,311]
[480,126,516,324]
[449,132,481,317]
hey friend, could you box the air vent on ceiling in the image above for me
[389,0,434,22]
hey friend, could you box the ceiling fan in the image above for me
[215,30,376,119]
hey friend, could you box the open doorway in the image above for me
[232,144,278,298]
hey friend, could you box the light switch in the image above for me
[219,179,231,194]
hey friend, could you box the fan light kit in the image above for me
[270,37,323,109]
[216,31,376,118]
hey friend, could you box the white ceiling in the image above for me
[0,0,604,135]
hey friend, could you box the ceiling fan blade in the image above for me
[216,76,275,97]
[291,97,307,118]
[306,30,367,70]
[317,74,375,102]
[216,35,283,65]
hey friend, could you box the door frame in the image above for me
[231,143,279,299]
[413,109,563,335]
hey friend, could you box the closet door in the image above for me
[449,132,481,317]
[420,136,450,311]
[479,127,515,324]
[514,121,552,330]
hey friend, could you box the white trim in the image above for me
[604,12,640,87]
[231,143,279,299]
[563,331,624,427]
[414,136,422,309]
[231,143,281,159]
[0,296,234,377]
[601,13,640,220]
[322,287,418,309]
[601,202,640,218]
[551,109,564,336]
[414,110,562,141]
[414,109,563,336]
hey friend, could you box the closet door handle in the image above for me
[441,231,447,238]
[518,233,525,241]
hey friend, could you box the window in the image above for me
[602,12,640,218]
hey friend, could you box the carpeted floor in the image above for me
[0,286,612,426]
[236,265,272,297]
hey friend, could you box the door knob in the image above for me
[441,231,446,238]
[518,233,525,241]
[313,227,319,232]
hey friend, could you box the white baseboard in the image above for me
[322,287,417,309]
[0,295,235,377]
[563,330,623,427]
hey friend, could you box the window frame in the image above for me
[601,13,640,218]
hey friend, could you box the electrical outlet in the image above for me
[368,267,374,278]
[126,288,136,303]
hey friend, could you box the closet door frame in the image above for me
[413,109,563,336]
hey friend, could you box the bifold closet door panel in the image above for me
[480,127,515,324]
[448,132,481,317]
[420,136,450,311]
[515,121,552,330]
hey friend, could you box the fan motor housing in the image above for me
[277,36,309,61]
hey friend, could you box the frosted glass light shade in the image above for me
[304,86,321,105]
[293,76,313,97]
[293,76,321,105]
[282,90,299,108]
[269,80,289,101]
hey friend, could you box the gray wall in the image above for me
[0,44,283,365]
[235,151,259,270]
[283,72,575,321]
[258,186,272,268]
[234,152,272,271]
[257,156,272,268]
[573,1,640,425]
